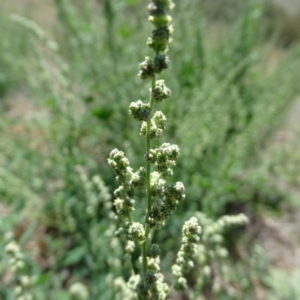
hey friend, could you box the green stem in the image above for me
[142,236,147,276]
[142,75,156,276]
[146,75,156,210]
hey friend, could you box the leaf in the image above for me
[35,273,50,286]
[92,107,114,120]
[63,246,87,266]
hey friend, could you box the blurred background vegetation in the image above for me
[0,0,300,299]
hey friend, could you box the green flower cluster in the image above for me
[140,110,167,139]
[69,282,89,300]
[193,213,248,295]
[147,0,175,53]
[139,55,170,79]
[172,217,202,291]
[108,149,146,228]
[136,241,169,300]
[108,0,177,239]
[146,179,185,229]
[108,1,203,299]
[4,238,35,300]
[136,269,169,300]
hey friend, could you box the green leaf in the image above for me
[92,107,114,120]
[63,246,87,266]
[35,273,50,286]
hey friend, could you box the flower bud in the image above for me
[138,56,155,79]
[129,100,151,121]
[149,14,173,27]
[164,182,185,203]
[153,54,170,73]
[151,80,171,102]
[130,167,146,187]
[145,149,157,163]
[148,244,161,258]
[69,282,89,300]
[128,222,145,242]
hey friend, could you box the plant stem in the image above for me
[146,75,156,211]
[142,75,156,276]
[142,235,147,276]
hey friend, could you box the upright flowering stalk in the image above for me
[108,1,201,299]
